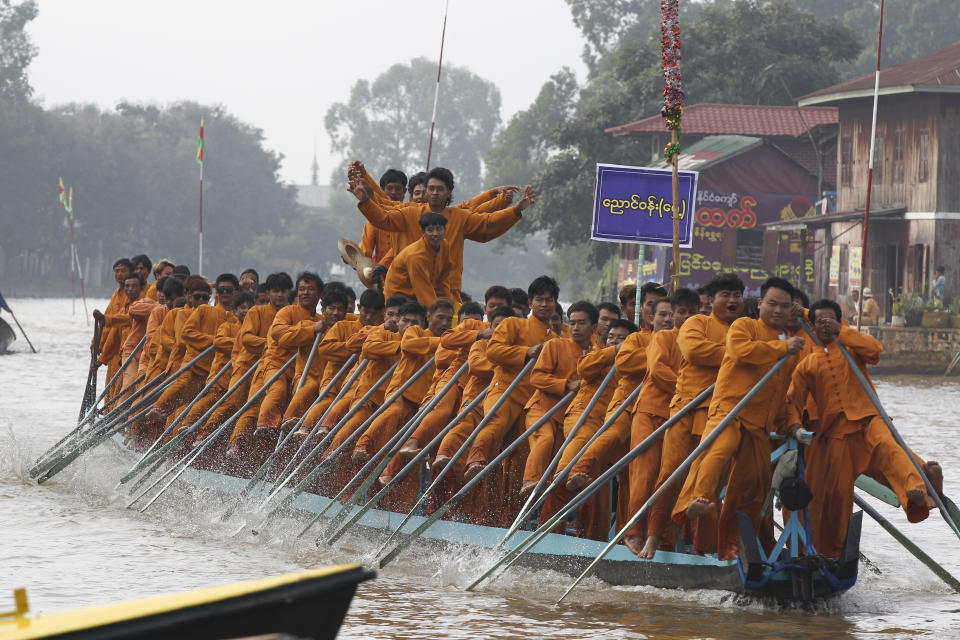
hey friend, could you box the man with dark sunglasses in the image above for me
[214,273,239,310]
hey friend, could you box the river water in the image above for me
[3,298,960,639]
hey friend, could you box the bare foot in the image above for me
[518,481,537,503]
[398,439,421,460]
[686,497,716,520]
[463,462,485,483]
[924,461,944,497]
[565,473,592,494]
[906,488,927,507]
[144,408,163,423]
[432,456,451,474]
[636,535,660,559]
[625,535,647,557]
[378,474,393,487]
[351,449,371,465]
[280,418,298,432]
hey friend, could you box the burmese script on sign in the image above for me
[591,163,697,247]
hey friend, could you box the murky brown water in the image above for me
[3,299,960,639]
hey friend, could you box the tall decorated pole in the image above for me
[660,0,684,291]
[856,0,885,330]
[59,177,74,314]
[425,0,449,171]
[197,118,205,274]
[60,179,88,322]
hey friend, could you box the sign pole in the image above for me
[660,0,683,292]
[671,129,680,291]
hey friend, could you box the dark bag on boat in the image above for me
[779,474,813,511]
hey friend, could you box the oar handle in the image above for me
[295,331,324,393]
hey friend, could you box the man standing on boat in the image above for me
[347,162,535,302]
[785,299,937,556]
[673,277,805,560]
[383,212,455,306]
[637,273,744,559]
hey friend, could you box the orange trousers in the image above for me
[153,369,206,417]
[355,396,419,459]
[282,378,318,423]
[225,367,269,449]
[521,407,563,485]
[465,388,526,468]
[624,412,664,539]
[255,366,295,430]
[806,415,928,557]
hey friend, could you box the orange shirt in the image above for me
[235,304,280,370]
[572,345,618,419]
[708,317,797,432]
[180,303,229,376]
[610,329,652,411]
[486,315,558,401]
[139,304,169,377]
[263,304,322,371]
[386,326,440,403]
[358,192,521,300]
[383,237,454,307]
[635,327,681,418]
[98,287,131,364]
[527,337,593,415]
[360,221,394,265]
[316,318,363,390]
[356,324,402,406]
[673,312,732,410]
[207,316,240,381]
[122,298,158,360]
[145,282,159,300]
[786,327,882,435]
[462,340,495,404]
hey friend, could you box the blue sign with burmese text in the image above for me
[591,163,697,247]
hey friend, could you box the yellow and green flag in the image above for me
[196,118,204,164]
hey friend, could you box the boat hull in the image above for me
[0,316,15,354]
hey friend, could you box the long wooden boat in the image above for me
[0,317,15,354]
[0,565,373,640]
[109,435,861,602]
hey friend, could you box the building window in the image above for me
[841,135,853,187]
[893,130,905,187]
[918,131,930,183]
[873,135,883,181]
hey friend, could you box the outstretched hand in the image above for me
[492,185,521,202]
[348,179,372,204]
[516,185,536,212]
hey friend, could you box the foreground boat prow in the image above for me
[0,565,374,640]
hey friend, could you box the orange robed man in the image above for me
[785,299,936,557]
[136,277,181,383]
[93,258,137,399]
[248,272,325,449]
[359,169,406,268]
[520,301,600,499]
[213,272,293,449]
[383,212,455,307]
[348,164,535,302]
[673,277,806,561]
[281,289,385,433]
[637,273,745,559]
[620,288,699,554]
[463,275,562,482]
[93,273,147,395]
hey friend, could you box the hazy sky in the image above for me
[27,0,589,185]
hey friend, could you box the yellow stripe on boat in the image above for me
[0,564,363,640]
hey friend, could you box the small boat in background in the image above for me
[0,316,15,354]
[0,565,374,640]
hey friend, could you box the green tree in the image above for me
[0,0,36,101]
[325,57,501,198]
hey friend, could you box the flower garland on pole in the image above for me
[661,0,684,289]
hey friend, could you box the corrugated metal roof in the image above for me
[606,103,837,137]
[800,41,960,105]
[650,135,762,171]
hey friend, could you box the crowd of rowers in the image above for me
[92,250,946,563]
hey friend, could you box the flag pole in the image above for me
[856,0,885,330]
[61,180,88,324]
[661,0,683,291]
[425,0,449,171]
[197,118,205,274]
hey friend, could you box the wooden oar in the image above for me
[0,289,37,352]
[127,354,298,511]
[464,382,714,592]
[78,316,105,422]
[264,358,369,497]
[316,361,470,541]
[834,339,960,541]
[322,388,489,544]
[238,358,436,538]
[122,360,263,493]
[295,332,324,393]
[256,360,398,508]
[377,390,575,569]
[34,347,215,483]
[556,354,791,604]
[854,493,960,592]
[371,358,538,561]
[504,367,623,544]
[99,337,149,412]
[217,355,359,522]
[117,359,235,485]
